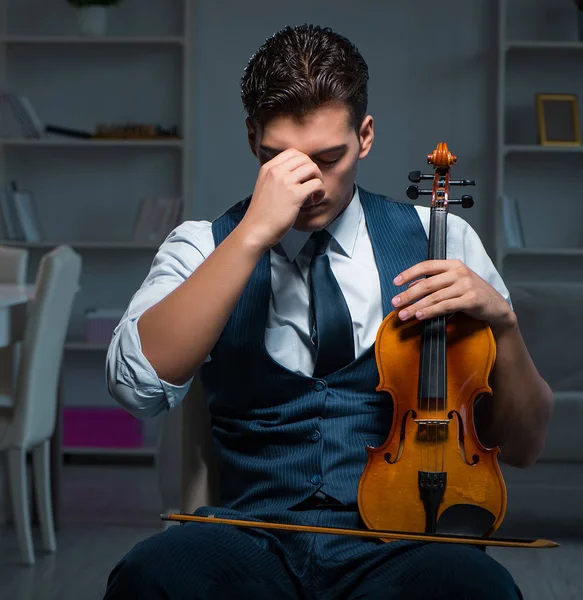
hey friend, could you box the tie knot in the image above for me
[311,229,331,256]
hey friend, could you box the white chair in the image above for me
[0,246,29,525]
[0,245,81,565]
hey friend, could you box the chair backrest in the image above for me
[0,246,29,395]
[11,245,81,448]
[180,376,220,513]
[0,245,28,284]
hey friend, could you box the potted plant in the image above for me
[67,0,124,37]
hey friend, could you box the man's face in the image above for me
[248,102,374,232]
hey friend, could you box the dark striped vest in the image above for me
[199,186,428,516]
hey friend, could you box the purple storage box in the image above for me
[84,308,125,344]
[63,407,144,448]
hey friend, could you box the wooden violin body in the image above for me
[358,143,507,541]
[358,309,506,539]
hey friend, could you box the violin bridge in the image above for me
[415,419,449,442]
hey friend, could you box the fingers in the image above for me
[393,271,457,309]
[291,162,324,185]
[263,149,324,202]
[393,259,463,286]
[395,281,467,321]
[300,178,326,202]
[264,148,308,169]
[263,151,322,188]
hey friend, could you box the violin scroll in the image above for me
[406,141,476,207]
[427,142,457,169]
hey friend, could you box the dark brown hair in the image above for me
[241,24,369,131]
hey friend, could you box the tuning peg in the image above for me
[406,185,433,200]
[449,195,474,208]
[449,179,476,187]
[408,171,433,183]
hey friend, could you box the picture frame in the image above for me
[536,93,581,146]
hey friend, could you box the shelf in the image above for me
[0,240,161,250]
[65,341,109,351]
[507,280,583,290]
[503,248,583,257]
[62,446,156,457]
[506,41,583,51]
[0,138,183,148]
[504,145,583,155]
[0,36,184,46]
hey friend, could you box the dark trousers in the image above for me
[102,508,523,600]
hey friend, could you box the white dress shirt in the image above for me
[106,186,511,419]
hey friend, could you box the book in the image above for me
[0,92,44,138]
[132,197,183,243]
[0,182,41,242]
[501,194,525,248]
[11,188,41,242]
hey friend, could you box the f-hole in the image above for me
[384,409,416,464]
[450,410,480,465]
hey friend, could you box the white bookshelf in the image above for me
[504,144,583,154]
[1,138,184,147]
[0,36,184,45]
[506,41,583,51]
[0,0,194,456]
[503,248,583,257]
[62,446,156,458]
[496,0,583,270]
[1,240,160,249]
[495,0,583,459]
[64,341,109,352]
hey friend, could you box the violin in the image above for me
[358,142,505,541]
[161,143,557,550]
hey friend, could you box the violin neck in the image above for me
[418,205,448,403]
[427,205,448,261]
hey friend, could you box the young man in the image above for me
[103,24,553,600]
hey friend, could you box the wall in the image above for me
[189,0,499,254]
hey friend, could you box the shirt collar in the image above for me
[278,185,362,262]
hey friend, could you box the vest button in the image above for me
[314,380,326,392]
[310,474,321,485]
[310,430,321,442]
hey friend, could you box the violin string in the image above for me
[441,187,447,475]
[432,311,436,475]
[436,201,441,476]
[428,206,436,477]
[428,269,433,475]
[436,291,441,475]
[428,314,433,475]
[437,206,441,475]
[436,314,440,475]
[420,319,426,475]
[431,226,436,476]
[441,313,446,474]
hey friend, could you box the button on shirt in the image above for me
[106,186,511,419]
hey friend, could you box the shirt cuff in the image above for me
[116,316,194,411]
[160,374,195,410]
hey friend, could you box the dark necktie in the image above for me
[309,230,355,378]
